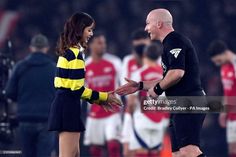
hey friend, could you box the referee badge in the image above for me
[170,48,182,58]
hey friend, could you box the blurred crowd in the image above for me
[0,0,236,157]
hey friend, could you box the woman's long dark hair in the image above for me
[56,12,94,55]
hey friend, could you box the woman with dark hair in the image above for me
[48,12,122,157]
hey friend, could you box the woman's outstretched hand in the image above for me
[97,92,123,112]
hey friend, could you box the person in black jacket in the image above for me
[5,34,56,157]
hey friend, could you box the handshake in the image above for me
[97,77,160,112]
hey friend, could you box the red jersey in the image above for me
[221,58,236,120]
[85,53,121,118]
[131,64,168,123]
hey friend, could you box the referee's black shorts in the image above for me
[169,90,206,152]
[169,113,206,152]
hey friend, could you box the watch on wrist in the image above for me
[154,83,164,95]
[138,81,144,90]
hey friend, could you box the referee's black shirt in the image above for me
[161,31,202,96]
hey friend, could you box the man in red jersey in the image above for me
[209,40,236,157]
[121,29,151,157]
[83,32,122,157]
[125,42,169,157]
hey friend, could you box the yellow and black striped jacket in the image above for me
[54,47,108,102]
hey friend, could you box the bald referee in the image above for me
[116,9,206,157]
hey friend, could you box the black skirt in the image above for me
[48,90,85,132]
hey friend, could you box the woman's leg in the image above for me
[59,132,80,157]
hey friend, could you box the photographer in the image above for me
[5,34,56,157]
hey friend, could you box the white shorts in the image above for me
[121,113,133,143]
[84,113,122,145]
[122,111,168,150]
[227,120,236,143]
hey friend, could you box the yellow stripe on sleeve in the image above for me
[81,88,93,100]
[99,92,108,101]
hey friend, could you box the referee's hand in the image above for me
[115,78,139,96]
[148,87,158,98]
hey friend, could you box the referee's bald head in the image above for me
[148,9,173,27]
[145,8,174,41]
